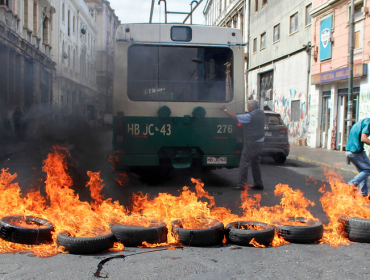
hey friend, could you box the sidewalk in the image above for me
[288,144,359,175]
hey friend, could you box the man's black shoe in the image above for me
[248,184,264,190]
[232,185,246,190]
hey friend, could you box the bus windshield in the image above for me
[127,45,233,102]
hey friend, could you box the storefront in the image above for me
[309,63,368,150]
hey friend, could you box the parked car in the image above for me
[262,110,290,164]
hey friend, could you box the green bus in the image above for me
[113,24,245,172]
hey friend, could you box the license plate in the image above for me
[265,132,272,136]
[207,156,227,164]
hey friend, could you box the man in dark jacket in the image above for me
[345,118,370,196]
[220,100,265,190]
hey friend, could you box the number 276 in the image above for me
[217,125,233,133]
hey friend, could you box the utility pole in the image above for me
[347,0,354,143]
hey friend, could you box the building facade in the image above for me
[50,0,97,124]
[204,0,313,143]
[84,0,120,122]
[203,0,249,100]
[247,0,313,143]
[0,0,55,137]
[309,0,370,150]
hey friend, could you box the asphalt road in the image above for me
[0,127,367,280]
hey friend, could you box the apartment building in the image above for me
[309,0,370,150]
[84,0,120,121]
[0,0,55,137]
[248,0,313,143]
[50,0,97,124]
[204,0,313,143]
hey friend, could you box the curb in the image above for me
[288,154,358,175]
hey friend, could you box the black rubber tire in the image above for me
[225,221,275,246]
[338,215,370,243]
[337,215,350,239]
[56,232,115,254]
[171,219,224,247]
[276,217,323,243]
[0,215,54,245]
[273,154,287,164]
[110,223,168,247]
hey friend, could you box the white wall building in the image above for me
[203,0,249,102]
[50,0,97,123]
[84,0,120,120]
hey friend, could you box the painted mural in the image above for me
[359,88,370,120]
[273,88,309,141]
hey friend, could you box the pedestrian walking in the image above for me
[220,99,265,190]
[345,118,370,197]
[12,107,23,141]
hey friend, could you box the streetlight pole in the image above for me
[347,0,355,144]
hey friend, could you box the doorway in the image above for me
[336,88,359,151]
[320,92,331,148]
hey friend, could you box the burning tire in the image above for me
[0,215,54,245]
[56,232,115,254]
[171,219,224,246]
[276,217,323,243]
[225,221,275,246]
[110,223,168,247]
[338,215,370,243]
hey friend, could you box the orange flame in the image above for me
[0,145,335,256]
[249,238,266,248]
[319,169,370,246]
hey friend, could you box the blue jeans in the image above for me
[345,151,370,196]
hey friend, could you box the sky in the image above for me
[108,0,206,25]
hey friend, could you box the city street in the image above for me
[0,128,367,280]
[1,0,370,279]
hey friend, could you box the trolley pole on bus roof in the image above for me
[347,0,355,144]
[149,0,203,24]
[149,0,155,23]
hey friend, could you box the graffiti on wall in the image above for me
[359,89,370,120]
[330,117,337,150]
[273,88,309,140]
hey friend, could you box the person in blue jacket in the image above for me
[345,118,370,196]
